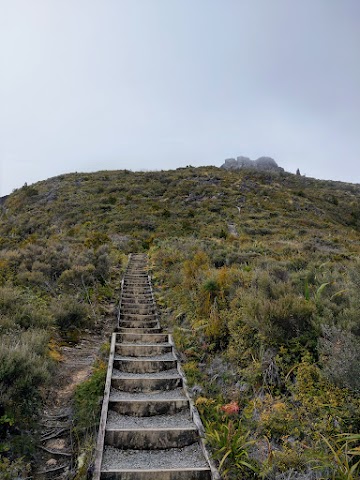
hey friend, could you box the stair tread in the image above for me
[117,328,162,333]
[118,342,170,347]
[109,387,186,401]
[112,368,180,379]
[117,334,168,340]
[102,444,210,471]
[114,353,175,361]
[106,411,196,430]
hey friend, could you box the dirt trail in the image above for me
[33,308,116,479]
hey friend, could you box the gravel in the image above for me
[121,290,153,300]
[106,410,194,429]
[123,286,150,290]
[101,443,210,470]
[121,309,155,313]
[117,327,161,333]
[109,387,186,401]
[114,353,175,361]
[112,368,180,379]
[119,342,170,347]
[121,298,153,302]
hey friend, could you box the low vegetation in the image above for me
[1,166,360,478]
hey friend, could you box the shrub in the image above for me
[0,457,30,480]
[16,269,47,287]
[13,303,51,329]
[182,361,202,387]
[84,232,110,249]
[0,330,50,425]
[0,287,21,315]
[73,361,107,430]
[240,292,316,343]
[0,287,51,330]
[94,246,111,284]
[53,297,91,332]
[58,264,95,290]
[205,419,258,478]
[319,326,360,392]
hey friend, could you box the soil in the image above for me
[32,306,116,480]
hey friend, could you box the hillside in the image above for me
[1,166,360,479]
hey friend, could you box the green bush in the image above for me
[94,245,111,284]
[0,330,50,425]
[319,326,360,392]
[0,457,30,480]
[0,287,51,330]
[73,361,107,430]
[58,264,95,290]
[0,287,21,315]
[53,297,91,332]
[239,292,316,343]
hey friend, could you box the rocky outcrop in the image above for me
[221,156,284,173]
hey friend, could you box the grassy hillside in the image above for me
[1,166,360,479]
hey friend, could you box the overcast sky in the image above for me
[1,0,359,195]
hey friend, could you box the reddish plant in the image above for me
[221,401,240,416]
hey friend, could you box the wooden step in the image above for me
[115,343,173,357]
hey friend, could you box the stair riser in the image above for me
[116,345,172,356]
[122,294,152,299]
[122,290,152,293]
[120,314,157,321]
[122,287,152,293]
[100,470,212,480]
[124,274,148,278]
[114,359,177,373]
[123,284,150,289]
[119,320,159,329]
[111,377,182,392]
[116,327,162,334]
[105,429,198,450]
[121,302,155,308]
[124,274,149,278]
[122,294,152,298]
[122,290,152,294]
[122,301,154,307]
[121,299,154,305]
[121,308,156,315]
[121,301,154,306]
[116,334,169,343]
[109,400,188,416]
[124,269,149,278]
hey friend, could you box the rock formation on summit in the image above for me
[221,156,284,173]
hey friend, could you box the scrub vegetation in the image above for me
[1,166,360,478]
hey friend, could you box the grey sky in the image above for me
[1,0,359,195]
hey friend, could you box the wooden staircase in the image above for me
[93,254,219,480]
